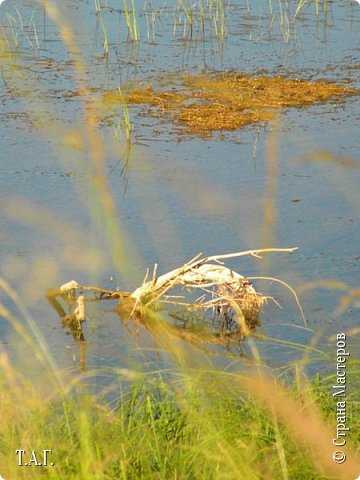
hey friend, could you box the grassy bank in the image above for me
[0,356,359,479]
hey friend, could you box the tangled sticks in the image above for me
[47,247,303,343]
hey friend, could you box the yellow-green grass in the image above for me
[0,356,360,479]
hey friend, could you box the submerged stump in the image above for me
[47,248,303,347]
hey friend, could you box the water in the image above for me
[0,0,359,378]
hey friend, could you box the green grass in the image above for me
[1,361,359,479]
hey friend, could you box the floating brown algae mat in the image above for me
[47,247,305,346]
[103,87,186,109]
[102,72,356,136]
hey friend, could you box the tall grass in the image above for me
[99,12,110,58]
[123,0,140,42]
[0,346,360,479]
[295,0,330,18]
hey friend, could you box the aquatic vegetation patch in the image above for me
[102,72,356,137]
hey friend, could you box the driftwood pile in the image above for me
[47,248,299,344]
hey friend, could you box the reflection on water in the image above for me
[0,0,359,381]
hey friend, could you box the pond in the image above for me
[0,0,359,384]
